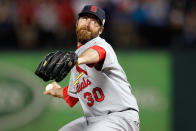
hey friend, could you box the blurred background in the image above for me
[0,0,195,131]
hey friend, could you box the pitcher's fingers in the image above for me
[52,81,61,89]
[43,91,51,95]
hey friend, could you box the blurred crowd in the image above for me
[0,0,195,50]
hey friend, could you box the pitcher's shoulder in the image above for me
[94,37,113,49]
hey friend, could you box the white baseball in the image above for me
[45,84,54,91]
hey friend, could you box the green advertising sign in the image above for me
[0,51,172,131]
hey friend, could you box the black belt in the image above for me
[119,108,138,113]
[108,108,138,114]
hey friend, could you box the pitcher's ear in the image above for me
[99,27,104,35]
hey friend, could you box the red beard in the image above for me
[76,26,99,44]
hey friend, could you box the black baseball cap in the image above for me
[78,5,105,26]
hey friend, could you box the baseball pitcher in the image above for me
[35,5,140,131]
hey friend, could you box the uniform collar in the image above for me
[77,36,100,49]
[77,44,83,49]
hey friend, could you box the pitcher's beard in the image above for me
[76,27,99,44]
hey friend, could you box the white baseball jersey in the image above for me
[68,36,139,118]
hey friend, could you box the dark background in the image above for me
[0,0,195,50]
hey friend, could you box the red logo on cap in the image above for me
[91,5,97,12]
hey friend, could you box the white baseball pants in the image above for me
[59,110,139,131]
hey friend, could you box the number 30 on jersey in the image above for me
[83,87,104,107]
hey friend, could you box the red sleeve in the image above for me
[63,85,79,107]
[87,45,106,67]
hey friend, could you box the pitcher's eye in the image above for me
[91,20,96,24]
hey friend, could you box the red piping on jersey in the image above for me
[77,44,106,67]
[76,65,88,75]
[87,45,106,67]
[63,85,79,107]
[77,44,83,49]
[90,45,106,62]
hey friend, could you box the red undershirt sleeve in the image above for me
[87,45,106,67]
[63,85,79,107]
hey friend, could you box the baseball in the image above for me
[45,84,54,91]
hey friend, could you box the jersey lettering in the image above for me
[76,78,91,93]
[84,87,104,107]
[93,87,104,102]
[84,92,94,107]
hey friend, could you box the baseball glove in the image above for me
[35,50,78,82]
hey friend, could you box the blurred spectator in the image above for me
[56,0,75,30]
[0,0,17,49]
[55,0,76,49]
[15,0,38,49]
[72,0,97,15]
[169,0,196,48]
[169,0,185,47]
[131,0,170,48]
[35,0,58,48]
[133,0,168,26]
[183,7,196,47]
[36,0,58,33]
[114,0,140,48]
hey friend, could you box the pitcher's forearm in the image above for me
[77,48,100,65]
